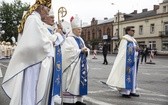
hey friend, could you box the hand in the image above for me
[81,47,87,53]
[56,29,63,35]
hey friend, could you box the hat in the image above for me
[70,15,81,29]
[18,0,52,33]
[35,0,51,8]
[49,7,54,16]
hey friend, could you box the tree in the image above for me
[0,0,29,43]
[90,38,100,50]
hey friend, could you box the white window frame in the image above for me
[139,25,143,35]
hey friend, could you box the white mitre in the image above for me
[49,7,54,17]
[70,15,81,29]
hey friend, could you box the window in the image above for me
[162,41,168,51]
[163,6,167,13]
[115,17,118,22]
[88,31,90,41]
[115,29,118,36]
[98,30,102,39]
[165,24,168,35]
[107,28,110,36]
[150,24,155,34]
[149,41,156,50]
[138,41,145,47]
[139,25,143,35]
[92,29,95,39]
[123,28,126,35]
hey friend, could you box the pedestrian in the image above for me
[92,49,97,59]
[1,0,61,105]
[106,26,140,98]
[43,7,65,105]
[149,49,155,63]
[61,15,90,105]
[102,42,108,65]
[141,45,149,64]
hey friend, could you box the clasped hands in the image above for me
[81,47,88,53]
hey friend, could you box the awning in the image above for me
[111,36,118,40]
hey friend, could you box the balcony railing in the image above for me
[159,31,168,37]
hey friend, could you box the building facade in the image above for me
[81,18,113,53]
[82,0,168,54]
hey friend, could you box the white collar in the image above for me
[43,22,55,30]
[122,34,137,43]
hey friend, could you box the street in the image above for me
[0,54,168,105]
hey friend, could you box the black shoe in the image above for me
[122,94,131,98]
[103,63,105,64]
[130,93,140,97]
[75,101,86,105]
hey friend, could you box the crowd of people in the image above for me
[0,41,16,59]
[1,0,89,105]
[0,0,144,105]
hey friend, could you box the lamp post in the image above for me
[111,3,120,41]
[117,10,120,41]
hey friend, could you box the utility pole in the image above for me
[117,10,120,41]
[111,3,120,41]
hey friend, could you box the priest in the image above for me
[61,15,90,105]
[1,0,62,105]
[106,26,140,98]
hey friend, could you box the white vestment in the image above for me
[2,11,59,105]
[43,22,64,105]
[106,35,138,94]
[61,33,89,103]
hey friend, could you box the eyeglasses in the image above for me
[130,30,135,32]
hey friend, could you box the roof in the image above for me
[98,18,114,24]
[124,10,157,21]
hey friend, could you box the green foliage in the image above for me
[0,0,29,42]
[90,38,101,45]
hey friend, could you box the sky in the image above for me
[1,0,163,24]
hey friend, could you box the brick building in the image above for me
[82,0,168,54]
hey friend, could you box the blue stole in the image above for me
[73,37,88,95]
[125,41,135,90]
[52,45,62,95]
[47,29,62,105]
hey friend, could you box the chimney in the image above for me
[131,10,137,14]
[153,5,159,11]
[104,17,108,20]
[142,8,148,12]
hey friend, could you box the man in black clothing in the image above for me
[102,42,108,65]
[141,45,149,64]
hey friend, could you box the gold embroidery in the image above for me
[18,0,51,33]
[126,67,131,73]
[127,76,131,83]
[56,64,61,70]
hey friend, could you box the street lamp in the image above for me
[117,10,120,41]
[111,3,120,41]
